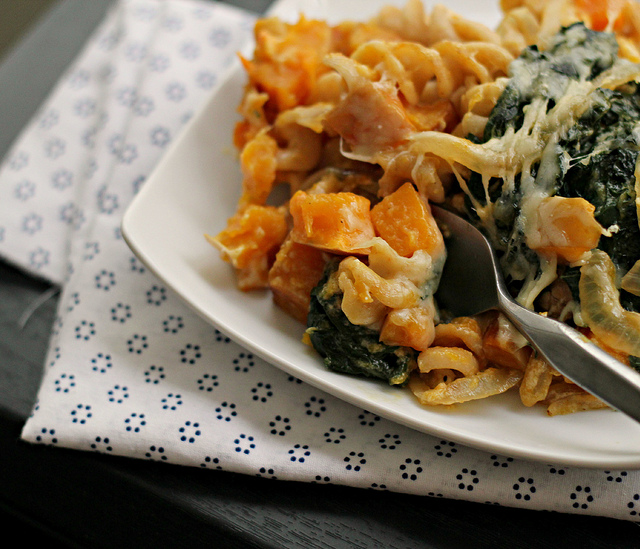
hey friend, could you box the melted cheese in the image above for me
[408,37,640,308]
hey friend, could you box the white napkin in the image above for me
[2,0,640,522]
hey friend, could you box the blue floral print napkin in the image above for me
[1,0,640,522]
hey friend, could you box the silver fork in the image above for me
[431,204,640,425]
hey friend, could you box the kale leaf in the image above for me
[468,23,640,312]
[305,260,417,386]
[559,88,640,276]
[483,23,619,141]
[558,81,640,312]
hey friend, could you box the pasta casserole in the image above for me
[207,0,640,416]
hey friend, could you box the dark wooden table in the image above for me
[1,1,640,547]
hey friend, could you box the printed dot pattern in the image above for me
[2,0,639,524]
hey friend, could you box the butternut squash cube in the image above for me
[370,182,444,258]
[206,204,288,270]
[239,131,278,206]
[527,196,603,263]
[269,236,326,323]
[289,190,375,254]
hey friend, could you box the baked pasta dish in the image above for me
[207,0,640,416]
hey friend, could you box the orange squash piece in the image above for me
[269,236,327,323]
[289,190,375,254]
[527,196,603,263]
[574,0,626,31]
[241,17,332,112]
[239,131,278,206]
[370,182,445,258]
[206,204,288,270]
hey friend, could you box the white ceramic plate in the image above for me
[122,0,640,468]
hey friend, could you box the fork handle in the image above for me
[499,297,640,424]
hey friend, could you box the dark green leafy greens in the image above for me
[305,260,417,386]
[483,23,619,141]
[466,23,640,312]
